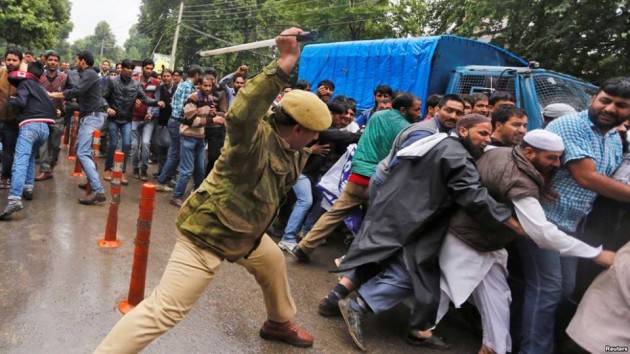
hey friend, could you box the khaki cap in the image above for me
[280,89,332,132]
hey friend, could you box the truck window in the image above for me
[533,75,597,112]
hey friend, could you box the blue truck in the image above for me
[298,35,597,129]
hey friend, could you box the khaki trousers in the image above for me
[94,233,296,354]
[298,181,369,253]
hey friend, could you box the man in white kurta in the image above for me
[437,130,615,354]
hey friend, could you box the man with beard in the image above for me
[490,106,528,147]
[438,129,615,354]
[35,51,67,181]
[518,77,630,354]
[330,114,523,351]
[0,47,21,189]
[219,65,248,108]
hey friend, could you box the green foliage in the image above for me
[427,0,630,83]
[124,24,153,60]
[39,0,624,84]
[0,0,72,49]
[133,0,431,75]
[70,21,124,64]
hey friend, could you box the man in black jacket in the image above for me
[1,62,56,219]
[101,59,163,184]
[153,69,176,176]
[327,115,523,351]
[49,50,108,205]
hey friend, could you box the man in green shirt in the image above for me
[291,94,421,262]
[95,27,332,353]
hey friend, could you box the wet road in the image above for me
[0,156,479,353]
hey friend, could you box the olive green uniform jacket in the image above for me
[176,61,310,261]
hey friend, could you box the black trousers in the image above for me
[205,126,226,175]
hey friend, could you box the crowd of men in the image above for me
[1,26,629,354]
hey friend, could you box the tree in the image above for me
[0,0,72,49]
[124,24,153,60]
[70,21,124,63]
[427,0,630,83]
[133,0,431,75]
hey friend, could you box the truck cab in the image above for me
[447,65,598,129]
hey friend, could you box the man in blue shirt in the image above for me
[155,65,203,192]
[517,76,630,354]
[355,84,393,128]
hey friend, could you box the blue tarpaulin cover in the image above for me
[298,35,527,110]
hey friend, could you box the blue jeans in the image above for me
[517,238,578,354]
[157,118,180,184]
[281,174,313,243]
[174,136,205,199]
[131,120,154,172]
[78,113,105,194]
[105,120,131,172]
[9,123,49,199]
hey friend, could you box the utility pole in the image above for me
[170,1,184,70]
[100,38,105,59]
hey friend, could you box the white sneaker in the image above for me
[278,240,297,252]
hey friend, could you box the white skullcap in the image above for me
[523,129,565,152]
[542,103,576,118]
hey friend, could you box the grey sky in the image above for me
[68,0,142,46]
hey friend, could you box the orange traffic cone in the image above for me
[92,130,101,157]
[98,151,124,249]
[118,183,157,314]
[68,111,79,160]
[71,158,84,177]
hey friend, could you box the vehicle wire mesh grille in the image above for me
[454,74,516,96]
[533,75,597,111]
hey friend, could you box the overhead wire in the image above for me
[179,23,274,58]
[181,0,309,15]
[180,0,375,22]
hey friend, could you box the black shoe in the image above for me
[133,168,140,180]
[22,189,33,200]
[289,246,310,263]
[0,200,24,220]
[79,192,107,205]
[318,295,341,317]
[338,299,366,351]
[140,170,149,181]
[405,331,450,350]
